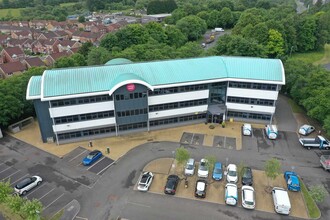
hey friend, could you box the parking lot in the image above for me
[135,158,309,219]
[62,146,114,176]
[0,161,73,218]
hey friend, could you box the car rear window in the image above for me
[15,178,32,189]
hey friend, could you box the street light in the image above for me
[226,157,228,167]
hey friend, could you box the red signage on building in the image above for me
[126,83,136,92]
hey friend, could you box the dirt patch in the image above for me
[143,158,174,174]
[138,159,309,219]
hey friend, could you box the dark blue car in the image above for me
[212,162,223,180]
[284,171,300,191]
[83,150,102,166]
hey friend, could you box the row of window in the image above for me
[227,97,274,106]
[118,122,147,131]
[51,95,113,107]
[227,111,271,121]
[148,84,208,96]
[149,99,207,112]
[57,126,116,140]
[228,82,277,91]
[149,113,206,127]
[54,111,114,124]
[115,92,147,101]
[117,108,148,117]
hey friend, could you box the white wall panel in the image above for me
[226,103,275,114]
[50,101,114,118]
[148,90,209,105]
[53,117,116,133]
[227,88,278,100]
[149,105,208,119]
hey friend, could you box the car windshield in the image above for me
[86,155,94,159]
[186,164,194,169]
[214,168,222,174]
[200,165,207,171]
[140,176,149,184]
[228,170,236,176]
[245,200,254,205]
[15,178,32,189]
[243,170,251,178]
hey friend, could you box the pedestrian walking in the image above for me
[89,140,93,148]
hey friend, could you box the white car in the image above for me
[137,172,154,192]
[184,158,195,176]
[225,183,238,206]
[14,176,42,195]
[242,124,252,136]
[198,159,209,178]
[242,186,255,209]
[226,164,238,183]
[299,124,315,136]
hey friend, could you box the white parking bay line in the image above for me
[0,166,11,174]
[43,193,64,210]
[87,157,106,170]
[26,184,46,199]
[97,161,114,175]
[69,149,88,162]
[10,174,29,186]
[37,188,55,200]
[1,169,20,181]
[127,202,151,208]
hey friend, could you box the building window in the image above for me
[228,82,277,91]
[51,95,113,107]
[227,111,271,121]
[54,110,114,124]
[118,122,147,131]
[227,97,274,106]
[116,108,148,117]
[148,84,208,96]
[149,99,207,112]
[149,113,206,127]
[57,126,116,140]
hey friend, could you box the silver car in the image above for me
[184,158,195,176]
[14,176,42,195]
[137,172,154,192]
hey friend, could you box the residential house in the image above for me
[57,40,81,52]
[47,21,69,31]
[22,39,36,53]
[37,32,60,40]
[33,39,59,54]
[0,25,29,34]
[11,30,32,40]
[64,28,77,39]
[90,25,108,34]
[72,31,104,43]
[0,62,26,78]
[29,20,49,30]
[23,57,45,68]
[45,50,74,66]
[54,30,70,40]
[0,34,10,47]
[6,39,28,49]
[0,47,26,63]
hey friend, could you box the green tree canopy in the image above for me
[264,158,281,185]
[266,29,285,58]
[115,24,150,50]
[176,15,207,41]
[87,47,112,66]
[175,147,190,165]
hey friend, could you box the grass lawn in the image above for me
[289,44,330,65]
[0,203,24,220]
[287,98,305,113]
[0,8,21,18]
[300,178,321,219]
[60,2,77,7]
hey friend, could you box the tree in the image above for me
[0,180,12,203]
[145,22,167,44]
[147,0,177,15]
[266,29,285,58]
[87,47,111,66]
[78,42,93,58]
[296,16,317,52]
[78,16,85,23]
[175,147,190,166]
[164,8,187,25]
[176,42,203,58]
[100,34,119,52]
[7,195,24,214]
[54,57,76,68]
[176,15,207,41]
[205,155,216,172]
[309,185,329,203]
[115,24,149,50]
[20,199,43,220]
[164,25,187,48]
[264,158,281,187]
[71,53,87,67]
[219,7,234,28]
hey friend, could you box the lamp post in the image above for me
[226,157,228,167]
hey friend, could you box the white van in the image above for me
[265,125,278,140]
[272,187,291,215]
[185,158,195,176]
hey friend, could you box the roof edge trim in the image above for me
[108,79,154,96]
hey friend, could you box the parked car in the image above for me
[214,27,224,32]
[225,183,238,206]
[212,162,223,180]
[298,124,315,136]
[14,176,42,195]
[242,186,255,209]
[164,175,180,195]
[184,158,195,176]
[299,135,330,150]
[226,164,238,183]
[195,179,207,198]
[242,124,252,136]
[284,171,300,192]
[242,167,253,186]
[82,150,103,166]
[137,172,154,192]
[272,187,291,215]
[265,124,278,140]
[320,155,330,171]
[198,159,209,178]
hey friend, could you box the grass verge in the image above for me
[314,44,330,65]
[0,203,24,220]
[289,44,330,65]
[287,98,305,113]
[49,209,63,220]
[0,8,21,18]
[300,178,321,219]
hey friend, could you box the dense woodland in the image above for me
[0,0,330,136]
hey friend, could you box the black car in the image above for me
[242,167,253,186]
[195,179,207,198]
[164,175,180,195]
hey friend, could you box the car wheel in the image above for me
[326,147,330,150]
[22,191,27,195]
[37,181,41,186]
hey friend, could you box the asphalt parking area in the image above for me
[63,146,114,175]
[0,162,73,218]
[180,132,205,146]
[213,136,236,149]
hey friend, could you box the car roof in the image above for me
[226,184,237,195]
[16,177,32,188]
[214,162,222,169]
[197,181,206,191]
[89,150,100,155]
[228,164,237,170]
[301,124,312,129]
[168,175,178,180]
[290,175,299,184]
[243,188,254,201]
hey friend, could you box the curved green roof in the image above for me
[26,56,285,100]
[105,58,133,65]
[26,76,42,98]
